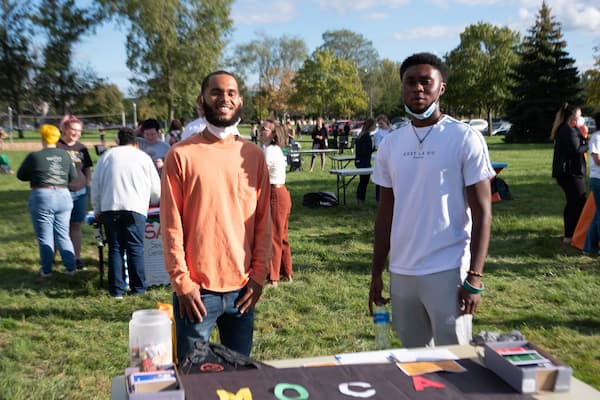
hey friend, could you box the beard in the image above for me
[202,101,243,127]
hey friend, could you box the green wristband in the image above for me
[463,279,484,294]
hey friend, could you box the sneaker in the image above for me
[265,280,278,288]
[111,294,124,300]
[40,271,53,278]
[562,237,572,244]
[66,269,76,276]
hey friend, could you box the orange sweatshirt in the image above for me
[160,133,272,295]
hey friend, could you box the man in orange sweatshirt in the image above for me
[161,71,271,361]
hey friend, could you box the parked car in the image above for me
[391,118,409,130]
[300,124,315,136]
[466,119,488,135]
[584,116,597,134]
[491,120,512,136]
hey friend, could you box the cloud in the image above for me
[366,12,388,20]
[517,0,600,35]
[392,25,465,40]
[318,0,410,14]
[454,0,502,4]
[232,1,296,25]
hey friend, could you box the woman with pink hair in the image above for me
[57,115,93,270]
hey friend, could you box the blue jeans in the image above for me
[102,211,146,296]
[584,177,600,253]
[70,187,88,222]
[28,188,75,274]
[173,287,254,362]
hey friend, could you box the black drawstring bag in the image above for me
[179,341,272,374]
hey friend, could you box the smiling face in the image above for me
[402,64,445,116]
[62,121,82,145]
[201,73,243,127]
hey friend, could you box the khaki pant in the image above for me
[390,268,472,348]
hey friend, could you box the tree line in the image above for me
[1,0,598,142]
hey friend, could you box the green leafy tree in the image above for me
[32,0,102,116]
[318,29,379,76]
[73,82,124,123]
[231,33,307,120]
[505,1,581,142]
[582,45,600,112]
[114,0,232,121]
[290,50,366,118]
[0,0,34,137]
[444,23,520,131]
[369,59,403,119]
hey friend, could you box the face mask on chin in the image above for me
[404,101,438,120]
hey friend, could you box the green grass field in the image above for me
[0,135,599,399]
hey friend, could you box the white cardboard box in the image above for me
[484,341,572,393]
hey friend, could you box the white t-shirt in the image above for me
[91,145,161,217]
[589,131,600,179]
[181,117,206,140]
[263,144,287,185]
[372,115,495,276]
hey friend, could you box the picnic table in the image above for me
[329,161,509,206]
[329,167,373,205]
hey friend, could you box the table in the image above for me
[112,345,600,399]
[329,154,355,169]
[329,167,373,205]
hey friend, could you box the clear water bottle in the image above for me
[373,304,390,349]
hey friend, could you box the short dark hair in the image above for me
[141,118,161,132]
[400,52,448,82]
[118,127,137,146]
[200,70,238,95]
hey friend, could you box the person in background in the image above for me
[0,127,9,150]
[373,114,393,202]
[286,120,295,146]
[355,118,376,205]
[583,111,600,254]
[259,119,293,288]
[550,103,588,244]
[160,71,271,361]
[57,115,93,270]
[91,127,161,299]
[369,52,495,348]
[181,95,206,140]
[250,122,259,144]
[138,118,170,174]
[309,117,328,172]
[373,114,392,151]
[17,124,77,278]
[167,119,183,145]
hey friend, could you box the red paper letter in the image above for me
[412,376,445,391]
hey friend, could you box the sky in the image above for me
[73,0,600,95]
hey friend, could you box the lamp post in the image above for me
[133,102,137,127]
[364,69,373,118]
[7,106,13,143]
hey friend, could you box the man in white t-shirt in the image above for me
[369,52,495,348]
[584,112,600,254]
[181,95,207,140]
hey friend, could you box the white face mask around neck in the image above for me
[205,118,241,139]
